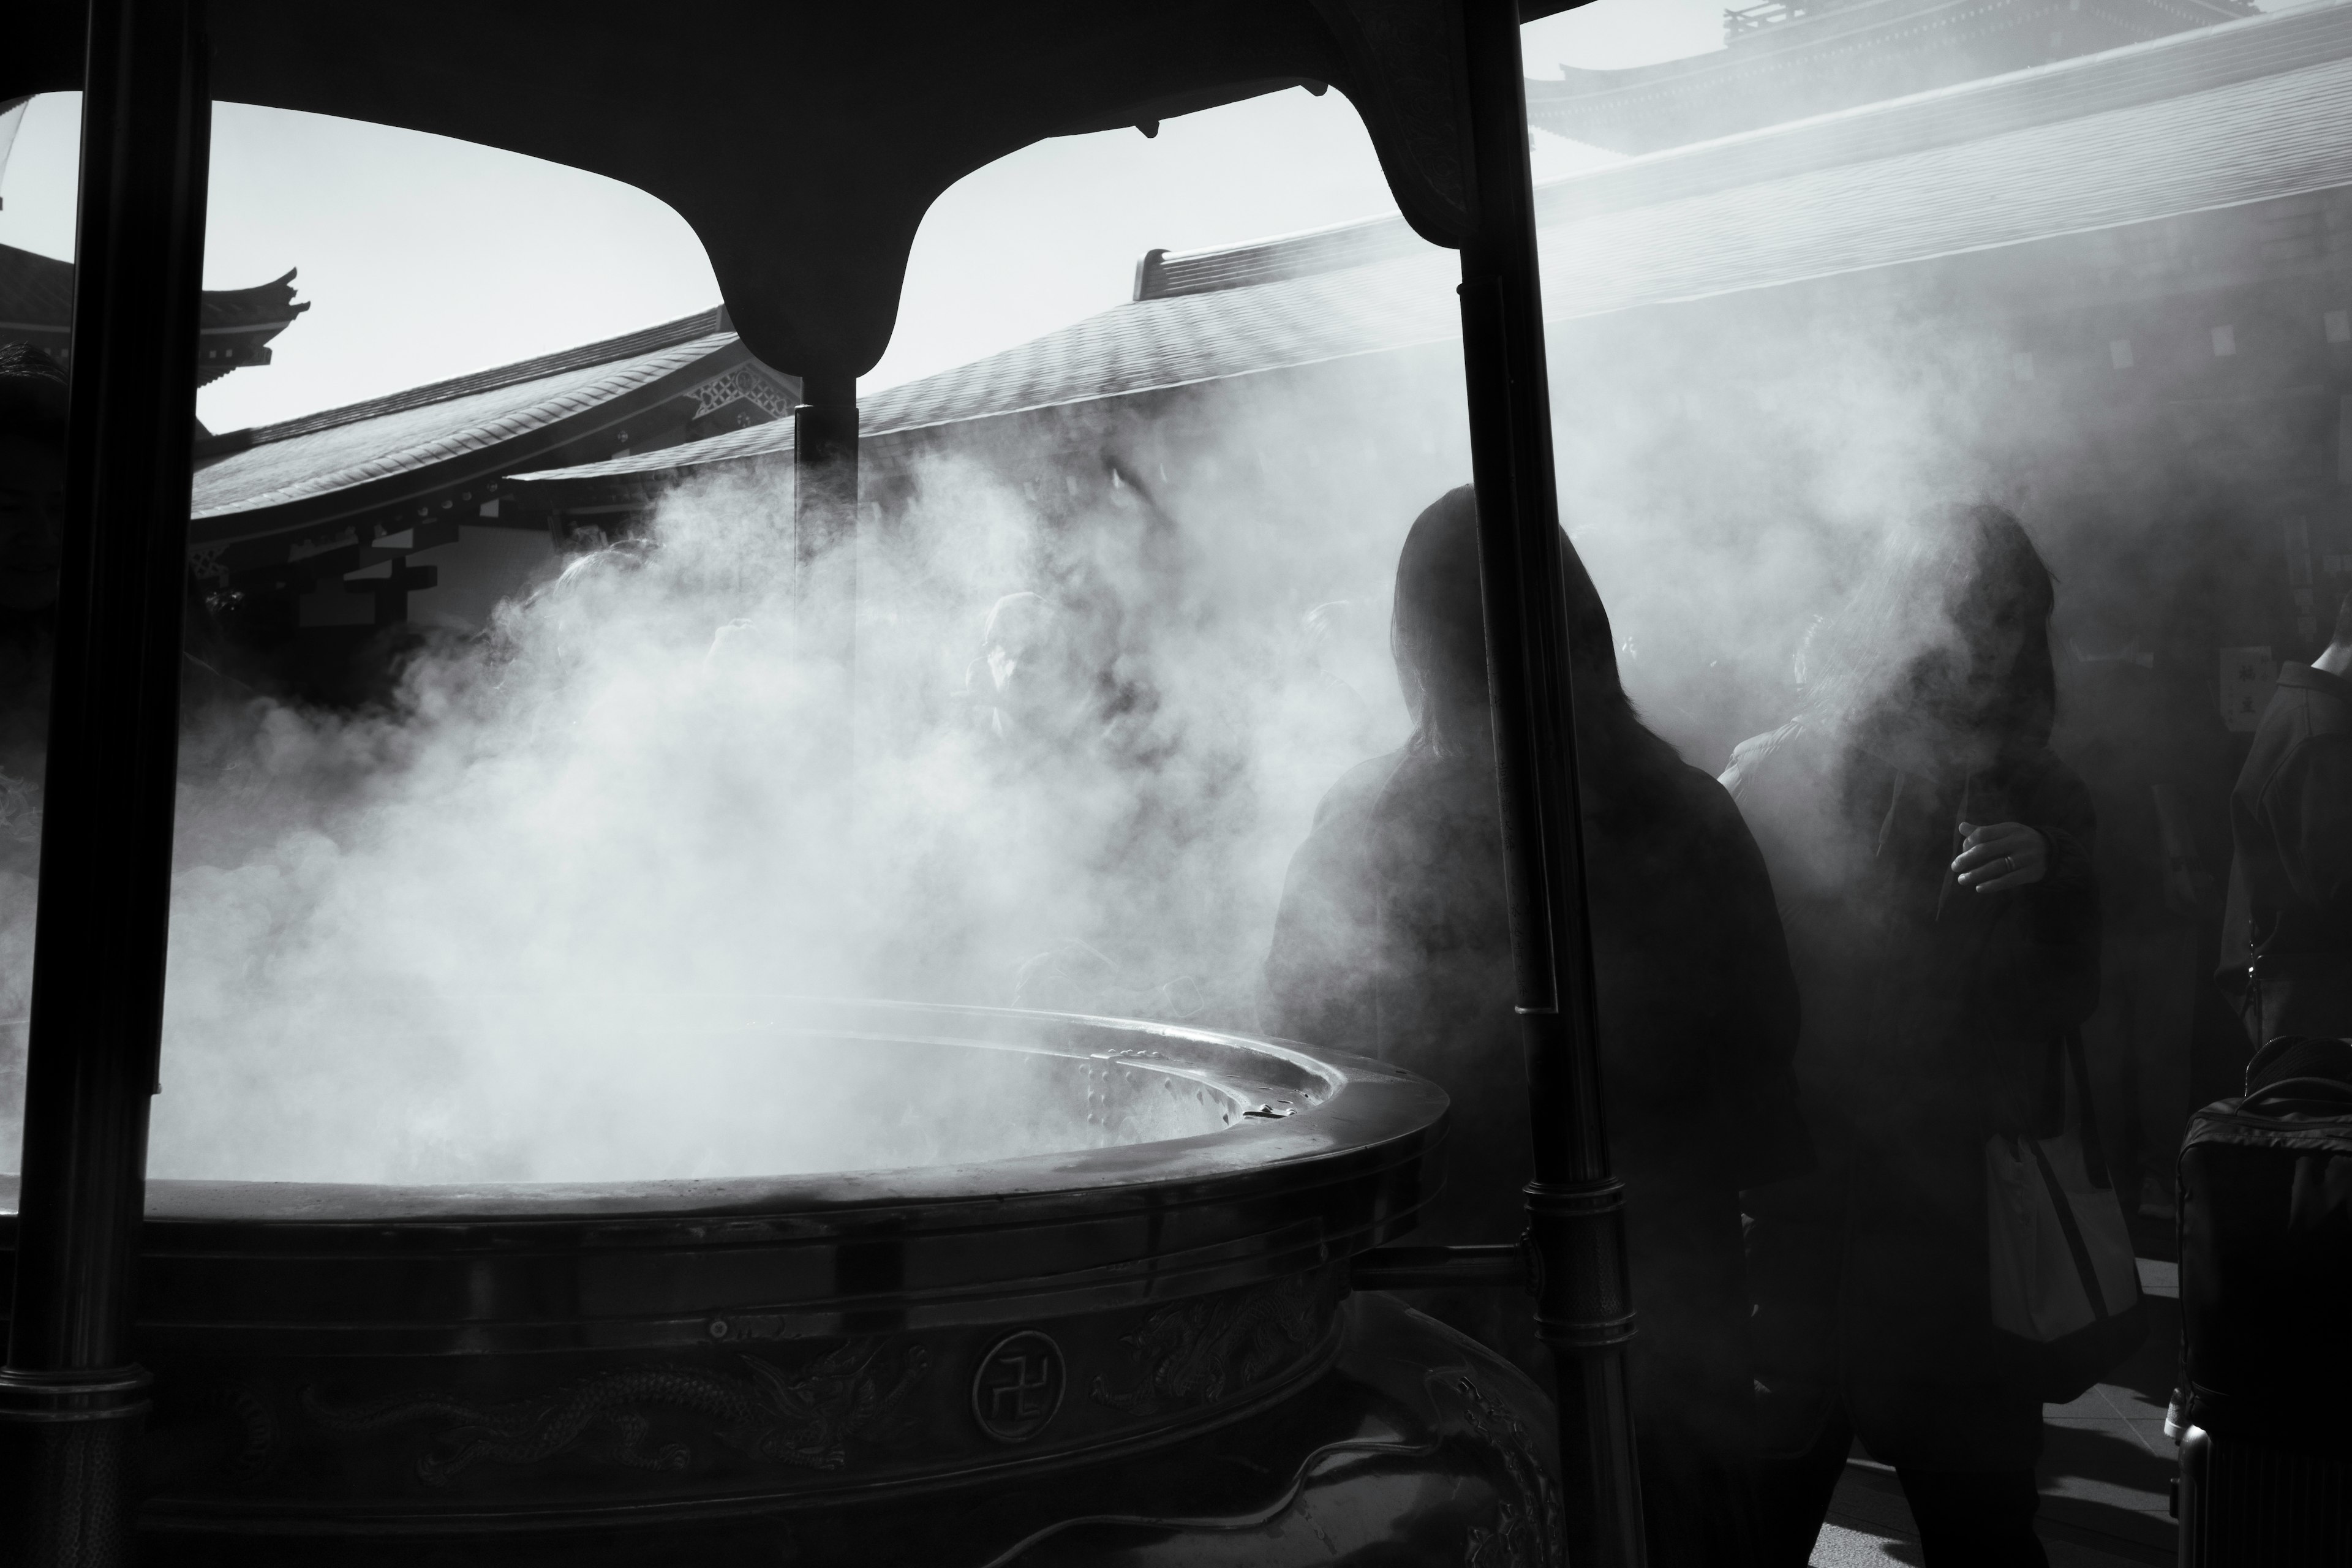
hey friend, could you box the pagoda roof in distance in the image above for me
[505,0,2352,505]
[0,240,308,384]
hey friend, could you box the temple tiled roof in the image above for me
[189,309,769,549]
[0,240,309,384]
[1521,0,2255,154]
[514,0,2352,493]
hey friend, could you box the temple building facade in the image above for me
[1523,0,2255,153]
[186,309,796,696]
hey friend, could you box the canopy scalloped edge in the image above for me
[4,0,1588,379]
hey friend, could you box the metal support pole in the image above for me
[0,2,209,1562]
[792,374,858,761]
[1455,2,1647,1565]
[792,376,858,655]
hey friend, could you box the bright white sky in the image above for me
[0,0,1724,432]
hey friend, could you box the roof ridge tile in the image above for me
[239,305,729,447]
[192,331,739,524]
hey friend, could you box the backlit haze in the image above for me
[0,0,2234,1188]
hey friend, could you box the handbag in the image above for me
[1985,1029,2146,1402]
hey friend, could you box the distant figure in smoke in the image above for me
[2217,588,2352,1044]
[1262,484,1811,1567]
[1722,503,2100,1567]
[1011,938,1204,1022]
[1290,598,1390,763]
[962,590,1098,750]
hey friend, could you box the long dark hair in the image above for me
[1801,501,2057,764]
[1389,485,1681,802]
[0,343,69,447]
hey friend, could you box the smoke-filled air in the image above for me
[9,4,2349,1560]
[0,288,2160,1185]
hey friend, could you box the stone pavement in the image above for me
[1809,1259,2180,1567]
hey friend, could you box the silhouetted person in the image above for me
[1263,485,1809,1567]
[2218,590,2352,1046]
[2058,642,2215,1220]
[1724,503,2100,1567]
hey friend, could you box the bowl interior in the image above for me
[98,1003,1329,1187]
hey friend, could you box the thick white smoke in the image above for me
[0,416,1426,1185]
[0,265,2103,1189]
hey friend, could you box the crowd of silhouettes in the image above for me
[1261,489,2193,1566]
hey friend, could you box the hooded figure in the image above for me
[1262,485,1809,1567]
[1722,503,2101,1567]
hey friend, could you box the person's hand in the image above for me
[1953,821,2047,894]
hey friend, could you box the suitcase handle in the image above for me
[2240,1077,2352,1115]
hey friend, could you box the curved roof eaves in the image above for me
[193,333,736,521]
[519,264,1458,491]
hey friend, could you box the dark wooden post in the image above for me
[792,372,858,780]
[792,373,859,693]
[0,1,210,1561]
[1456,1,1647,1564]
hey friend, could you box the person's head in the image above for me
[0,344,67,613]
[976,588,1104,747]
[1389,484,1646,766]
[982,591,1050,680]
[1803,501,2056,767]
[1390,489,1487,760]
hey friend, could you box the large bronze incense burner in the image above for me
[0,1001,1560,1564]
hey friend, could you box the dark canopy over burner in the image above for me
[10,0,1567,379]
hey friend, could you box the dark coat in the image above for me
[1263,738,1810,1441]
[2219,662,2352,1044]
[1722,719,2101,1469]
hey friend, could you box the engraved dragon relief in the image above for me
[212,1381,283,1487]
[1453,1371,1566,1568]
[1091,1276,1327,1415]
[301,1340,927,1487]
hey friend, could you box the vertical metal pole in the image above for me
[1456,2,1646,1565]
[792,373,858,759]
[0,2,209,1562]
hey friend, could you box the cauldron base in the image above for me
[8,1005,1483,1562]
[143,1294,1560,1567]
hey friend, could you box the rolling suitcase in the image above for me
[2174,1049,2352,1566]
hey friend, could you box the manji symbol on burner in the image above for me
[971,1330,1065,1443]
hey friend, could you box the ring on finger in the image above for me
[2000,854,2016,876]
